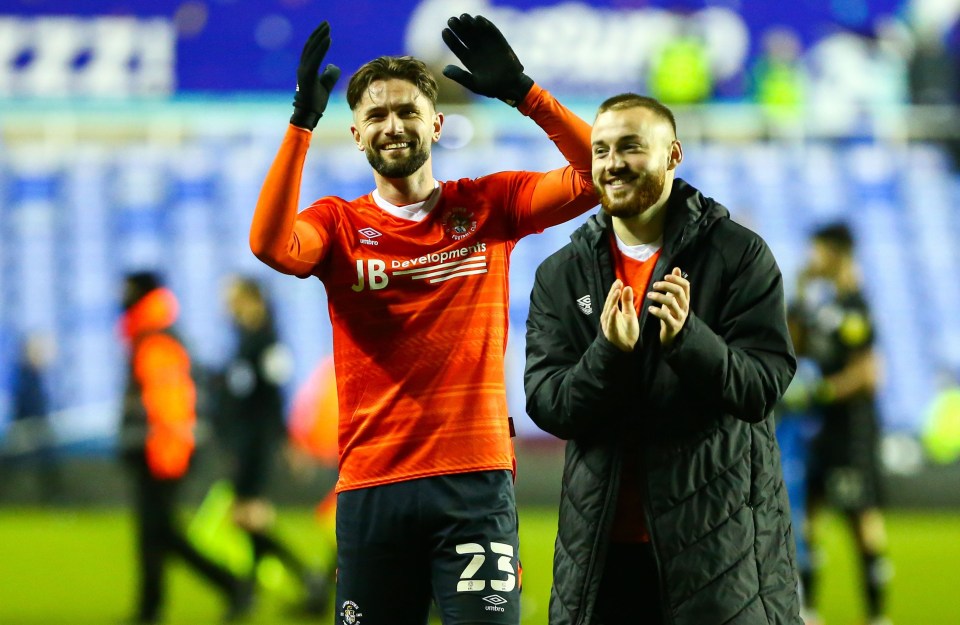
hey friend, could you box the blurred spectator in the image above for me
[921,367,960,465]
[907,20,960,168]
[648,14,714,105]
[1,332,63,503]
[806,19,911,136]
[118,271,251,624]
[286,355,341,610]
[789,224,892,625]
[749,27,807,130]
[217,275,331,615]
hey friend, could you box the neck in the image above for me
[612,201,667,246]
[373,165,436,206]
[239,307,267,330]
[834,262,859,293]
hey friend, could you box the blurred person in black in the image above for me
[790,224,891,625]
[218,275,331,615]
[1,332,63,503]
[119,271,251,624]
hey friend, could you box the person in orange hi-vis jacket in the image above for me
[118,272,251,624]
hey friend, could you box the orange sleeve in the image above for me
[250,124,329,277]
[134,334,196,479]
[513,84,597,236]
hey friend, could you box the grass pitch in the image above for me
[0,507,957,624]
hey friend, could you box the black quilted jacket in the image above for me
[524,179,802,625]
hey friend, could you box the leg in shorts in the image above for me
[336,470,520,625]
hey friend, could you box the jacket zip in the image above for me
[569,211,700,625]
[643,469,674,625]
[575,447,622,625]
[573,231,617,625]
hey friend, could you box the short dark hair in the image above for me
[812,222,855,255]
[595,93,677,138]
[123,271,162,310]
[346,56,439,111]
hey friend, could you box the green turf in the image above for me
[0,507,957,624]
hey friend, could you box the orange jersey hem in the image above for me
[334,461,515,494]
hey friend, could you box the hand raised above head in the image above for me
[440,13,533,107]
[291,21,342,130]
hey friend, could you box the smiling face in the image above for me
[591,106,681,219]
[351,78,442,180]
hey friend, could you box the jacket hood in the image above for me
[571,178,729,254]
[120,288,179,341]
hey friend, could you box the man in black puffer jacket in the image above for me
[524,93,802,625]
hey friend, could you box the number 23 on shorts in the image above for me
[456,542,519,592]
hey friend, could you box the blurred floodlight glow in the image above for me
[173,1,208,38]
[437,113,474,150]
[255,14,294,51]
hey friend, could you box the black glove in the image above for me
[291,21,342,130]
[441,14,534,107]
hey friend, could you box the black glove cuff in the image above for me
[499,73,534,107]
[290,106,321,130]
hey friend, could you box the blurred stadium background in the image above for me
[2,0,960,624]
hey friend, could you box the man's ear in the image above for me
[668,140,683,171]
[351,125,364,151]
[432,112,444,143]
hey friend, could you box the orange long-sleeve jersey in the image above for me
[251,84,596,492]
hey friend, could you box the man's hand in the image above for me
[441,13,534,107]
[291,21,342,130]
[647,267,691,347]
[601,280,639,352]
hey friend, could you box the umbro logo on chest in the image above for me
[576,295,592,315]
[358,227,381,246]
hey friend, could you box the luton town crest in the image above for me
[442,206,477,241]
[340,600,362,625]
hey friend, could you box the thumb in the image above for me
[622,286,636,317]
[672,267,683,277]
[318,64,341,91]
[442,65,477,91]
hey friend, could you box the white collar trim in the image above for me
[614,231,662,262]
[371,180,441,222]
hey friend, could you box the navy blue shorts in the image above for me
[335,470,521,625]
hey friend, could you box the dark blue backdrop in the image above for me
[6,0,905,93]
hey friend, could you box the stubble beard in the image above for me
[366,141,431,179]
[598,165,667,219]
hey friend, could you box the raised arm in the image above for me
[516,85,596,231]
[249,21,340,277]
[442,14,595,234]
[250,126,327,276]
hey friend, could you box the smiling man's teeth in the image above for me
[383,142,410,150]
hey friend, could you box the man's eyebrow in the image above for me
[361,100,420,115]
[592,134,645,145]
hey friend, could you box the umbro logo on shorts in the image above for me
[483,595,507,605]
[576,294,592,315]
